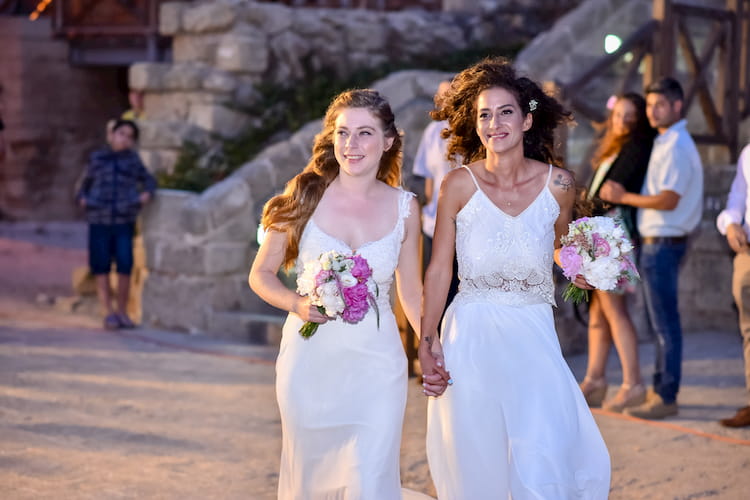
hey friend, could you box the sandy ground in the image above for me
[1,222,749,499]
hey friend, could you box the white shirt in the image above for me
[412,120,454,238]
[637,119,704,237]
[716,144,750,237]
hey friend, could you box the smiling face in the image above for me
[333,107,394,178]
[475,86,532,156]
[611,98,637,137]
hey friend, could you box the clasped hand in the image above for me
[418,339,451,397]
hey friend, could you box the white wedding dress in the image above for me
[426,166,611,499]
[276,189,432,500]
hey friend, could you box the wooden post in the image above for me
[647,0,676,86]
[726,0,741,160]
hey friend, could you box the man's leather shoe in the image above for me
[623,390,678,419]
[719,406,750,428]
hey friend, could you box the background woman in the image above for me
[580,93,656,412]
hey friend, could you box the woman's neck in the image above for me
[483,148,528,184]
[331,173,381,198]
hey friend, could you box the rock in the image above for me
[172,33,223,64]
[159,2,184,36]
[203,69,238,93]
[216,33,269,75]
[182,1,236,33]
[187,103,252,138]
[129,63,170,92]
[242,2,293,35]
[163,63,209,91]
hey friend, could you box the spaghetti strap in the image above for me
[545,163,553,184]
[462,166,481,190]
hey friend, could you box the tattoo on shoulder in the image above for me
[553,173,574,192]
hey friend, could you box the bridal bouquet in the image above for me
[296,250,379,338]
[559,216,640,304]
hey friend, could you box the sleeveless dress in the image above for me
[426,166,611,499]
[276,189,432,500]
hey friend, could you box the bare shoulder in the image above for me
[549,166,576,194]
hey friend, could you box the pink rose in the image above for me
[341,283,369,323]
[592,233,611,258]
[559,245,583,279]
[350,255,372,280]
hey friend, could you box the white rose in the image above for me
[339,272,357,287]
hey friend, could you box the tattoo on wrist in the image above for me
[422,336,432,347]
[554,174,573,192]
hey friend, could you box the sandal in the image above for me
[580,377,608,408]
[103,313,120,330]
[603,383,647,413]
[117,313,137,329]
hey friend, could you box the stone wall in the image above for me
[0,17,126,220]
[130,0,582,175]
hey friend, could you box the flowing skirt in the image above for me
[427,299,611,499]
[277,310,431,500]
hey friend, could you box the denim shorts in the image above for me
[88,223,135,275]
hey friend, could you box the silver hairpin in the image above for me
[529,99,538,112]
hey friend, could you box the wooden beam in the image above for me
[677,17,724,136]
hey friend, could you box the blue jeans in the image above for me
[639,241,688,404]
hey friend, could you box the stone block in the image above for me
[289,120,322,154]
[187,103,251,138]
[182,1,236,33]
[159,2,184,36]
[143,92,190,121]
[206,310,285,344]
[180,198,213,236]
[201,178,253,229]
[203,69,238,93]
[209,212,258,243]
[204,242,253,276]
[155,241,207,275]
[268,31,310,83]
[141,273,212,333]
[233,81,262,108]
[173,33,222,63]
[373,70,419,113]
[141,188,195,238]
[163,63,209,91]
[139,148,180,174]
[345,19,388,52]
[216,33,269,74]
[242,2,293,35]
[139,120,210,149]
[129,63,170,91]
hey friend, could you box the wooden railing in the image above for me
[260,0,441,10]
[557,0,750,161]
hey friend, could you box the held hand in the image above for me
[293,296,329,324]
[418,338,452,397]
[573,274,595,290]
[598,180,625,204]
[139,192,152,205]
[726,224,748,254]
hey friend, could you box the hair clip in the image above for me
[606,95,618,110]
[529,99,538,112]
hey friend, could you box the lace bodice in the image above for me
[296,189,414,309]
[454,165,559,306]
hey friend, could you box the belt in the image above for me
[641,236,687,245]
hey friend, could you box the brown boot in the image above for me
[623,389,678,419]
[719,406,750,427]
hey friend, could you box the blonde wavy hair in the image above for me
[261,89,403,269]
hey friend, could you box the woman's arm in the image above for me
[394,196,424,335]
[551,168,592,289]
[248,229,328,324]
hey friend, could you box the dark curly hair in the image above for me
[262,89,403,269]
[432,57,573,166]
